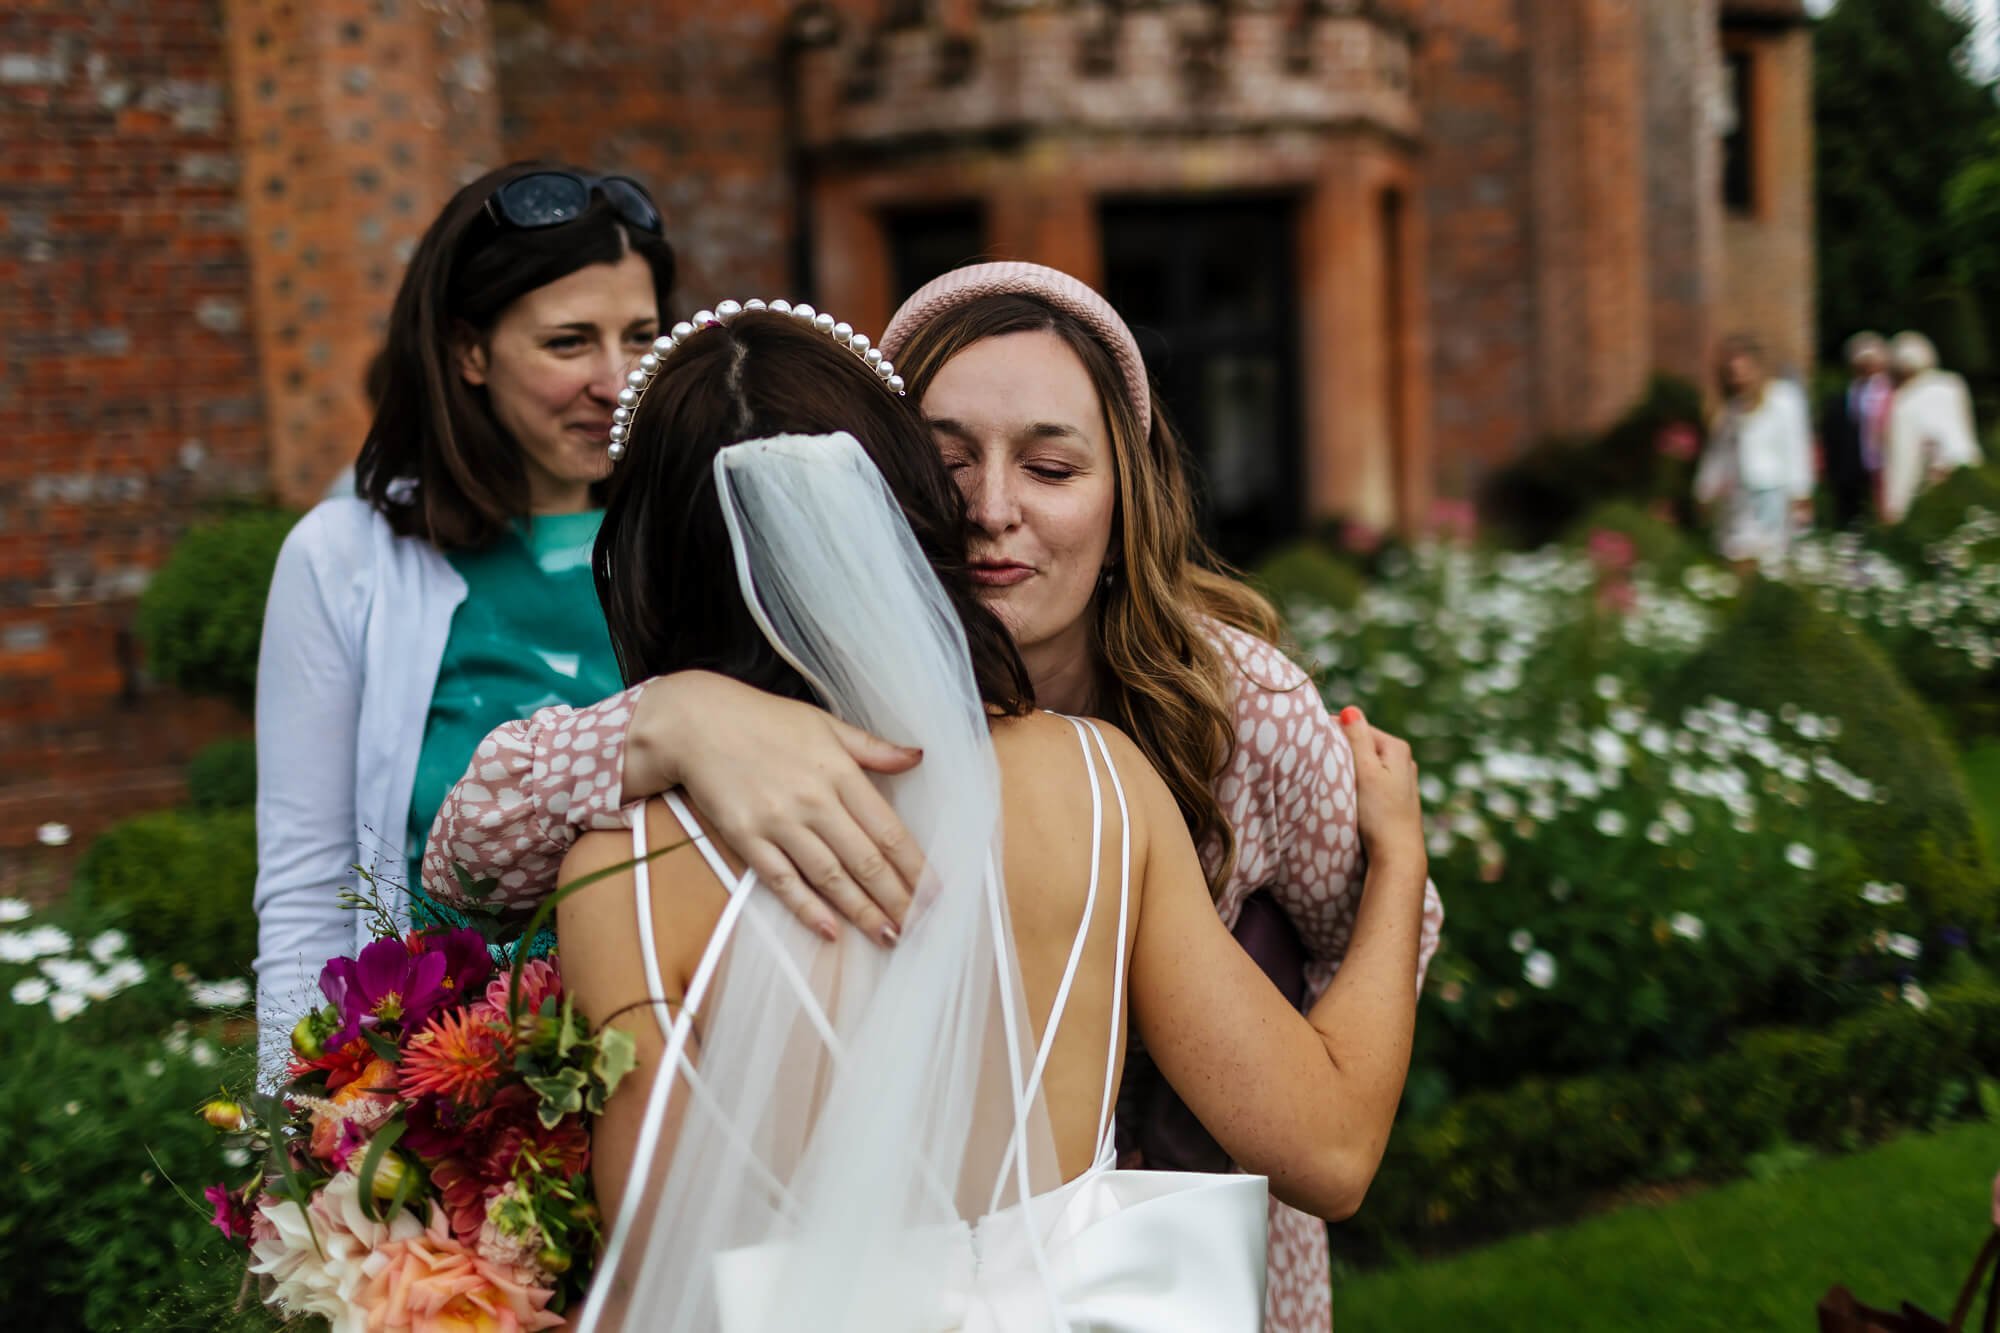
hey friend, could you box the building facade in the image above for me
[0,0,1812,843]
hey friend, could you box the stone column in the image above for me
[1527,0,1652,436]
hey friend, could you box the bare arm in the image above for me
[1129,709,1427,1220]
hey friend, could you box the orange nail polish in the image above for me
[1339,706,1363,725]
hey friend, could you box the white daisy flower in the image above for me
[1784,842,1816,872]
[1508,929,1535,955]
[1859,882,1906,907]
[1523,950,1558,990]
[1669,912,1705,942]
[1884,933,1922,961]
[1594,809,1628,837]
[0,899,30,924]
[11,977,51,1005]
[1901,981,1930,1012]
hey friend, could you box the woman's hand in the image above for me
[1337,706,1425,872]
[624,672,925,945]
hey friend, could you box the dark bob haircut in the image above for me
[593,311,1033,716]
[355,160,676,551]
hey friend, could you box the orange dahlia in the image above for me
[399,1008,507,1108]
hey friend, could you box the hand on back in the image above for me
[631,672,925,945]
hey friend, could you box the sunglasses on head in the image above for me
[484,171,663,235]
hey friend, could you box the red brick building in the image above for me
[0,0,1812,845]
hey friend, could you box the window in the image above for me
[1100,197,1303,564]
[884,205,987,306]
[1722,48,1756,215]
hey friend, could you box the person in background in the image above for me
[250,162,675,1086]
[1820,330,1892,529]
[1882,330,1984,524]
[1694,333,1816,571]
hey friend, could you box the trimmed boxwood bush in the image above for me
[1254,541,1365,615]
[1347,978,2000,1259]
[72,810,257,979]
[1563,498,1702,581]
[187,736,256,813]
[1660,578,1994,937]
[135,508,298,708]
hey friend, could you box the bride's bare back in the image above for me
[561,709,1424,1224]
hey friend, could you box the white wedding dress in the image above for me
[573,434,1267,1332]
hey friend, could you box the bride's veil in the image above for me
[574,433,1067,1332]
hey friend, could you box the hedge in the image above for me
[135,508,297,709]
[72,809,258,980]
[1349,977,2000,1259]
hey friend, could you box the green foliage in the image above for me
[1350,980,2000,1258]
[186,737,257,813]
[1948,127,2000,376]
[1815,0,1998,365]
[135,509,298,710]
[1882,462,2000,561]
[1339,1119,1999,1331]
[1253,542,1365,616]
[73,811,258,980]
[1479,376,1706,551]
[1563,499,1702,581]
[0,903,265,1331]
[1660,578,1993,936]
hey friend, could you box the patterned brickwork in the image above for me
[0,0,266,845]
[222,0,501,506]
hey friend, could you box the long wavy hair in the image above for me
[894,295,1283,893]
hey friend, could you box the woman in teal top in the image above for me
[405,509,626,948]
[253,162,675,1080]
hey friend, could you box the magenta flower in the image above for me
[320,935,450,1048]
[204,1183,253,1245]
[410,927,495,1005]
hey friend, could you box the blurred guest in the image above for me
[1820,330,1891,529]
[1694,333,1815,569]
[1882,330,1984,524]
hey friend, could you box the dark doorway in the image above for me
[1100,196,1303,565]
[884,204,988,306]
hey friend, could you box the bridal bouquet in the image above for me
[201,914,635,1331]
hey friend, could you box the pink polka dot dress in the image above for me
[422,625,1445,1332]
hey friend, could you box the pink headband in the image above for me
[879,261,1153,438]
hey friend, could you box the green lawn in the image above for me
[1336,1121,1998,1332]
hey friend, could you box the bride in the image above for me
[554,303,1429,1330]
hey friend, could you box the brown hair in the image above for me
[355,161,677,551]
[894,295,1282,893]
[593,312,1033,716]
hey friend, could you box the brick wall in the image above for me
[1719,22,1815,381]
[494,0,795,307]
[0,0,266,850]
[1417,0,1537,487]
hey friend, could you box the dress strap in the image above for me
[986,712,1114,1215]
[628,803,673,1043]
[1076,718,1133,1166]
[664,791,738,887]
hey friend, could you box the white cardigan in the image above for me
[252,498,466,1083]
[1884,370,1985,523]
